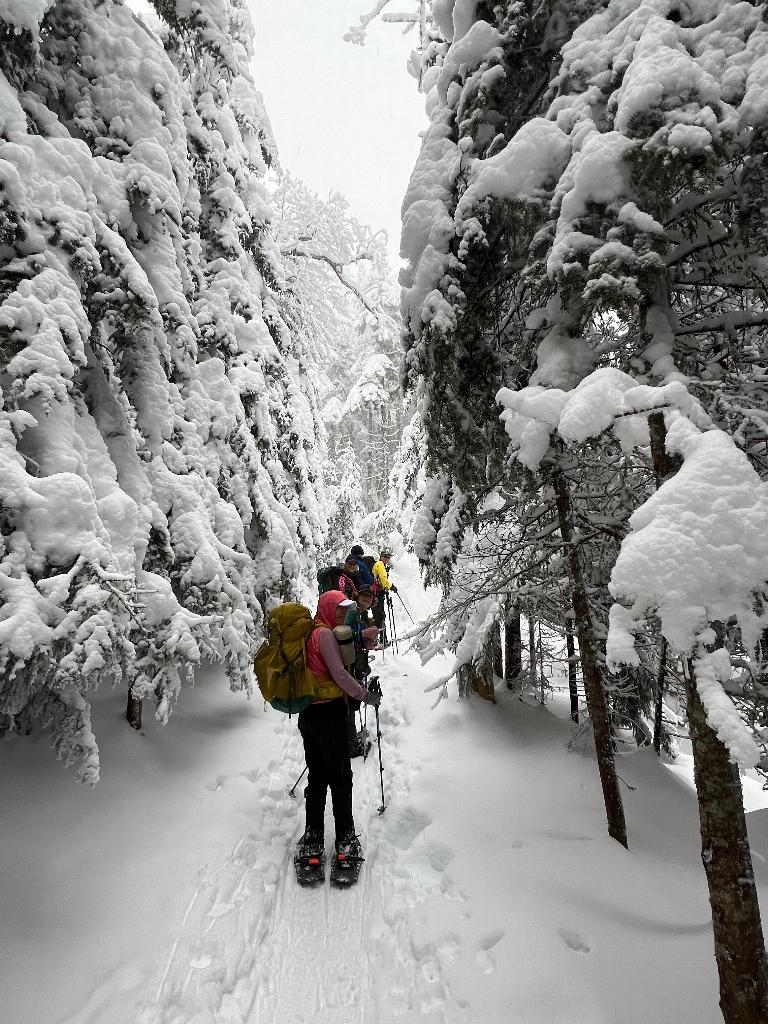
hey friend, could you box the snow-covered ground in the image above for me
[2,557,767,1024]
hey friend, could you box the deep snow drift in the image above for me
[2,559,767,1024]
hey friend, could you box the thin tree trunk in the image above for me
[492,621,503,679]
[653,636,667,755]
[648,410,682,485]
[552,462,628,849]
[126,686,142,730]
[684,660,768,1023]
[505,600,522,689]
[528,612,536,690]
[538,623,546,704]
[566,617,579,723]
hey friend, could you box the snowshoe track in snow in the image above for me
[138,659,469,1024]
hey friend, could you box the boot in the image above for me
[334,832,363,862]
[297,829,324,859]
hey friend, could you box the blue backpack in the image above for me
[353,556,375,587]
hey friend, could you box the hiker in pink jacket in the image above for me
[297,590,381,866]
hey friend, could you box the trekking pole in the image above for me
[368,677,386,814]
[375,706,386,813]
[288,764,307,797]
[387,596,399,654]
[395,591,414,623]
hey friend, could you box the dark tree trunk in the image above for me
[473,637,497,703]
[457,662,472,700]
[648,410,683,485]
[653,636,667,755]
[505,601,522,689]
[552,462,628,849]
[684,661,768,1023]
[566,618,579,723]
[126,686,142,730]
[458,660,495,703]
[492,621,503,679]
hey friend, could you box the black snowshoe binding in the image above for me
[330,834,364,887]
[294,832,325,886]
[349,727,371,759]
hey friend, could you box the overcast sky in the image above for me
[248,1,426,271]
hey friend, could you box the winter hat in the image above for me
[356,586,373,597]
[350,544,364,557]
[380,548,393,558]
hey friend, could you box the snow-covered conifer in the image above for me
[0,0,326,778]
[482,2,768,1009]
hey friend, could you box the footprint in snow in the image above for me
[558,927,591,953]
[426,840,454,872]
[387,805,432,851]
[475,929,504,974]
[436,935,461,968]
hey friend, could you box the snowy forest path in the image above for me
[137,639,468,1024]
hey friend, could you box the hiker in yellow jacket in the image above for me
[371,549,397,643]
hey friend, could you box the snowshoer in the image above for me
[295,590,381,885]
[341,556,362,599]
[349,544,376,589]
[317,560,359,600]
[371,549,396,644]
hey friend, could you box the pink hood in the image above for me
[315,590,349,630]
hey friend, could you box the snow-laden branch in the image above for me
[344,1,423,45]
[280,246,383,318]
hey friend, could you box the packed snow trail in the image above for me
[132,599,768,1024]
[11,572,766,1024]
[138,649,469,1024]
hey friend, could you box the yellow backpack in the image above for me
[254,604,318,715]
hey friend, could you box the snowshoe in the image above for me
[330,834,364,887]
[349,728,371,759]
[294,833,325,886]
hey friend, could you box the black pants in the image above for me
[298,699,354,842]
[372,593,387,642]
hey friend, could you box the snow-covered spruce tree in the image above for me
[397,0,631,846]
[399,0,606,588]
[0,0,325,779]
[484,1,768,1015]
[152,0,327,587]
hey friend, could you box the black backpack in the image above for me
[317,565,344,595]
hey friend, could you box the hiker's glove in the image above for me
[390,585,398,594]
[363,688,381,709]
